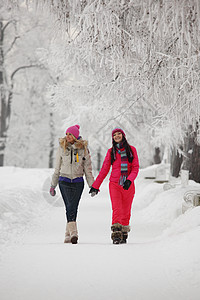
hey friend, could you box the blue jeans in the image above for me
[59,181,84,222]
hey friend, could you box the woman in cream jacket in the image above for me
[50,125,94,244]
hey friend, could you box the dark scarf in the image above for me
[116,143,128,186]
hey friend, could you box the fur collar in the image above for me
[59,137,88,151]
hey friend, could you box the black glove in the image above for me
[89,187,99,197]
[123,180,132,190]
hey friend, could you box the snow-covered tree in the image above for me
[33,1,199,166]
[26,0,199,140]
[0,3,59,167]
[6,0,200,179]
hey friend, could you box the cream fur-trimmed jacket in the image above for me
[51,138,94,188]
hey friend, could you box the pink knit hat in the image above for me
[66,125,80,139]
[112,127,126,137]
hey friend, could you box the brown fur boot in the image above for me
[68,221,78,244]
[121,225,130,244]
[64,223,71,243]
[111,223,123,244]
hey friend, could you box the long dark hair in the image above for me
[111,136,133,165]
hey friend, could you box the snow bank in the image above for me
[133,166,200,239]
[161,206,200,237]
[0,188,44,245]
[0,167,54,247]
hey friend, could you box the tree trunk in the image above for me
[49,112,55,168]
[190,123,200,183]
[180,124,200,183]
[0,21,6,166]
[170,147,183,178]
[153,147,161,164]
[170,125,200,183]
[190,142,200,183]
[181,125,193,172]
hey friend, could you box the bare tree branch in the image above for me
[4,35,20,56]
[10,64,42,81]
[2,20,14,33]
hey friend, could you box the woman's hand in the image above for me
[89,187,99,197]
[50,186,56,196]
[123,180,132,190]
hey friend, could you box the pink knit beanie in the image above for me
[66,125,80,139]
[112,127,126,137]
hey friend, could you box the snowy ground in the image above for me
[0,165,200,300]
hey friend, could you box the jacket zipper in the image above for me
[71,149,73,164]
[71,148,73,182]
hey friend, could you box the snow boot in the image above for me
[120,225,130,244]
[68,221,78,244]
[64,223,71,243]
[111,223,123,244]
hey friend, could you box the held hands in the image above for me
[50,186,56,196]
[89,187,99,197]
[123,179,132,190]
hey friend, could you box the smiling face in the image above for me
[113,132,123,143]
[66,132,75,144]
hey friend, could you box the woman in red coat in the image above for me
[89,128,139,244]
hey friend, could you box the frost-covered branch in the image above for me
[10,64,41,80]
[2,20,14,33]
[4,35,20,56]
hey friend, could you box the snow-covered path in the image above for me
[0,167,200,300]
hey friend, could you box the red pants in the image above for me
[109,181,135,226]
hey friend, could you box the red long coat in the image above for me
[92,146,139,190]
